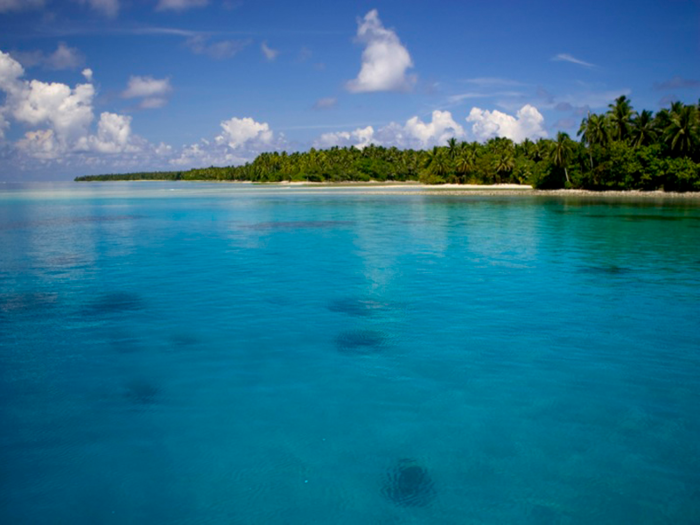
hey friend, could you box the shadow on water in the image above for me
[382,459,436,507]
[124,378,159,405]
[335,329,387,355]
[327,297,391,317]
[86,292,145,315]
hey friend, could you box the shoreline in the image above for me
[261,182,700,198]
[71,179,700,198]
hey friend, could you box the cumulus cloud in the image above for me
[172,116,286,168]
[11,43,85,71]
[552,53,595,68]
[156,0,208,11]
[76,0,119,17]
[346,9,415,93]
[0,50,146,165]
[313,97,337,110]
[185,36,251,60]
[82,68,93,82]
[215,117,273,149]
[466,104,547,143]
[0,0,44,12]
[314,126,375,149]
[402,111,465,146]
[314,110,464,150]
[122,75,172,98]
[261,41,279,61]
[78,112,137,153]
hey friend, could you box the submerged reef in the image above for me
[335,329,386,355]
[87,292,144,315]
[382,458,435,507]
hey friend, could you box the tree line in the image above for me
[76,97,700,191]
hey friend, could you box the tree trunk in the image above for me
[564,167,570,184]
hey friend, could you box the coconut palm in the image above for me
[550,132,575,184]
[608,95,635,142]
[454,143,478,182]
[424,147,450,177]
[630,110,657,149]
[663,104,699,157]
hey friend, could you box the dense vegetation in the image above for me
[76,98,700,191]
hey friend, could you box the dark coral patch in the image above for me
[579,265,631,276]
[124,379,158,405]
[87,292,144,315]
[335,329,386,355]
[382,459,435,507]
[327,298,388,317]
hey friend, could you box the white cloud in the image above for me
[10,43,85,71]
[261,41,279,61]
[315,110,464,150]
[46,43,85,70]
[0,50,25,92]
[76,0,119,17]
[139,97,168,109]
[156,0,208,11]
[552,53,595,68]
[314,126,375,149]
[215,116,273,150]
[122,76,172,98]
[16,129,62,160]
[82,68,93,82]
[466,104,547,143]
[185,36,251,59]
[0,50,146,165]
[403,111,465,146]
[13,81,96,143]
[172,116,286,168]
[313,97,337,110]
[79,112,136,153]
[346,9,415,93]
[0,0,44,12]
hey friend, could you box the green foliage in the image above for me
[76,99,700,192]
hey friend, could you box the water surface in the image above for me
[1,182,699,524]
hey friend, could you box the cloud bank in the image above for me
[466,104,547,142]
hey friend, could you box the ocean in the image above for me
[1,182,699,524]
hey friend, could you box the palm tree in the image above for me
[454,143,478,183]
[550,132,575,184]
[608,95,635,142]
[630,110,657,149]
[424,147,450,177]
[492,148,515,183]
[446,138,459,159]
[663,104,699,157]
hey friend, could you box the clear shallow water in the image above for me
[1,182,699,524]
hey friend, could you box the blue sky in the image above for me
[0,0,698,180]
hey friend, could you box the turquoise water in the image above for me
[1,182,699,524]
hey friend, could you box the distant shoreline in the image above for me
[74,179,700,198]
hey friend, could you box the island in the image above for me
[76,97,700,192]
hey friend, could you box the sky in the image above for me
[0,0,698,180]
